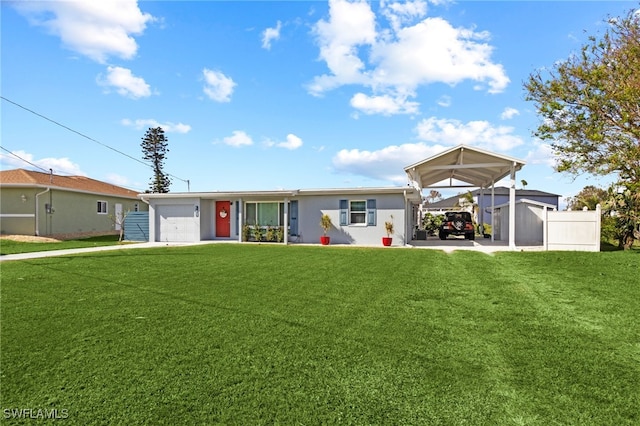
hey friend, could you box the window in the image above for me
[350,201,366,224]
[97,201,107,214]
[245,202,287,226]
[340,199,376,226]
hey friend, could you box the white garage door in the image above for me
[156,204,196,242]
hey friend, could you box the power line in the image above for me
[0,145,149,192]
[0,145,51,173]
[0,95,190,185]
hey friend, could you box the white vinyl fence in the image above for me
[544,205,601,252]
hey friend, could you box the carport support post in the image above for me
[237,199,243,242]
[491,183,495,242]
[509,163,516,249]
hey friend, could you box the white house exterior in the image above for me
[139,145,538,247]
[141,187,422,246]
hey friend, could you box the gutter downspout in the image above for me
[34,187,50,236]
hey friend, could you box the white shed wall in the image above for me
[495,200,550,245]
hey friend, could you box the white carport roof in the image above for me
[404,145,525,189]
[404,145,526,249]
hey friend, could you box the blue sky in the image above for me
[1,1,634,203]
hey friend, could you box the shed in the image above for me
[494,199,556,245]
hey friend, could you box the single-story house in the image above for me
[0,169,147,237]
[141,187,422,246]
[141,145,530,247]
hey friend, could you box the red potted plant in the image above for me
[320,213,332,245]
[383,216,394,246]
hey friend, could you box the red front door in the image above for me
[215,201,231,237]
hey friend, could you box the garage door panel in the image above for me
[156,204,196,242]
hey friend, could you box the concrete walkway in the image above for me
[0,241,216,262]
[0,237,545,262]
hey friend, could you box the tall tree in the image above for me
[524,8,640,249]
[141,127,171,193]
[567,185,608,211]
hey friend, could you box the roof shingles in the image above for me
[0,169,138,198]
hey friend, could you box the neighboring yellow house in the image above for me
[0,169,147,238]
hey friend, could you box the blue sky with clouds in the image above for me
[1,0,633,203]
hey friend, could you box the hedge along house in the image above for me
[405,145,526,249]
[0,169,146,237]
[141,187,422,245]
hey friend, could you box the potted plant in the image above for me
[383,215,394,246]
[320,213,332,245]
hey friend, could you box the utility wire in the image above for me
[1,96,190,185]
[0,145,51,173]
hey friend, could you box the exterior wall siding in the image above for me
[297,193,408,246]
[1,187,145,236]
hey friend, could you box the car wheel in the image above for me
[467,232,475,240]
[439,232,447,240]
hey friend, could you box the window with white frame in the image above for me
[97,201,108,214]
[350,200,366,224]
[340,199,376,226]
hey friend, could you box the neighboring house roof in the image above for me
[470,187,560,197]
[423,187,560,210]
[0,169,139,198]
[494,198,558,209]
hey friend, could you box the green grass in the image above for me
[1,245,638,425]
[0,234,130,255]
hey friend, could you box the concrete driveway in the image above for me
[409,237,545,253]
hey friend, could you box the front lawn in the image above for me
[0,234,129,256]
[1,245,638,425]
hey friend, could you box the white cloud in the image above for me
[437,95,452,107]
[105,173,130,187]
[262,21,282,50]
[309,0,509,114]
[380,0,428,32]
[97,66,152,99]
[500,107,520,120]
[332,142,446,184]
[350,92,419,115]
[0,150,85,176]
[203,68,236,102]
[121,118,191,133]
[309,0,377,94]
[220,131,253,147]
[266,134,303,150]
[415,117,524,151]
[12,0,154,63]
[525,140,555,167]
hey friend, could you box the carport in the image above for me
[404,145,526,249]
